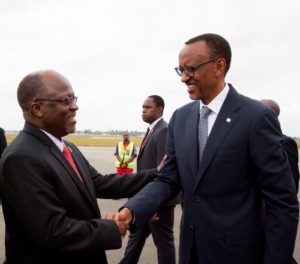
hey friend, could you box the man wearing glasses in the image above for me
[117,33,299,263]
[0,70,158,264]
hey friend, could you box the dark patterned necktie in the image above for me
[140,128,151,148]
[198,106,211,163]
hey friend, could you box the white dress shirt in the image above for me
[200,83,229,135]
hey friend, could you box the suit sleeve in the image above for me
[0,128,7,157]
[124,112,181,228]
[155,126,167,166]
[249,109,299,264]
[1,153,122,251]
[68,143,157,199]
[90,165,157,199]
[282,136,299,192]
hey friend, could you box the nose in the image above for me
[70,100,79,111]
[181,72,190,83]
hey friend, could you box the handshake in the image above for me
[105,208,159,239]
[104,208,133,239]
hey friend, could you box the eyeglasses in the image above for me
[34,95,78,105]
[175,57,220,77]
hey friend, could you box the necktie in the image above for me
[140,128,151,149]
[198,106,211,163]
[63,144,83,183]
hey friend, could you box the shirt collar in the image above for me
[200,83,229,114]
[40,129,64,152]
[148,117,163,131]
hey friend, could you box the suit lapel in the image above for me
[59,144,100,212]
[185,101,200,177]
[139,119,162,156]
[23,123,99,213]
[194,86,241,189]
[138,131,151,157]
[51,145,84,186]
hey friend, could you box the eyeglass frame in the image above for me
[174,57,221,77]
[34,95,78,105]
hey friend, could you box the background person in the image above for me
[260,99,299,191]
[0,127,7,158]
[120,95,176,264]
[0,127,7,204]
[114,131,137,176]
[0,70,158,264]
[117,33,299,264]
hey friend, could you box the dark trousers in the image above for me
[120,205,176,264]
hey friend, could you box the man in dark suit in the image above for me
[117,33,299,263]
[260,99,299,264]
[120,95,176,264]
[0,127,7,157]
[0,127,7,205]
[260,99,299,191]
[0,70,158,264]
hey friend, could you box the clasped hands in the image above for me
[106,155,166,240]
[105,208,159,240]
[104,208,133,239]
[119,162,128,169]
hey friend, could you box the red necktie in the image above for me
[63,145,83,183]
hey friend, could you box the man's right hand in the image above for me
[114,208,133,226]
[105,214,128,238]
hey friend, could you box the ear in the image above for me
[30,102,44,117]
[214,58,226,77]
[156,106,164,116]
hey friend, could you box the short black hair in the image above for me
[148,95,164,109]
[185,33,232,75]
[17,72,45,111]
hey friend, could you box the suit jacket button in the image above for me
[195,196,201,202]
[189,225,195,230]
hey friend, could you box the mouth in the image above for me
[67,115,77,123]
[187,83,196,88]
[187,84,196,93]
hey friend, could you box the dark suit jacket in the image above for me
[0,127,7,158]
[0,122,157,264]
[137,119,168,172]
[138,118,178,207]
[125,85,299,264]
[282,135,299,192]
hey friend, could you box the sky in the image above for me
[0,0,299,136]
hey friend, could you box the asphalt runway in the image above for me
[0,146,299,263]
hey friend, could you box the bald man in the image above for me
[0,70,158,264]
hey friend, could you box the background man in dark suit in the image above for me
[117,33,299,263]
[260,99,299,191]
[0,127,7,157]
[0,70,158,264]
[120,95,176,264]
[0,127,7,205]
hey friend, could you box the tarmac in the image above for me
[0,146,299,263]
